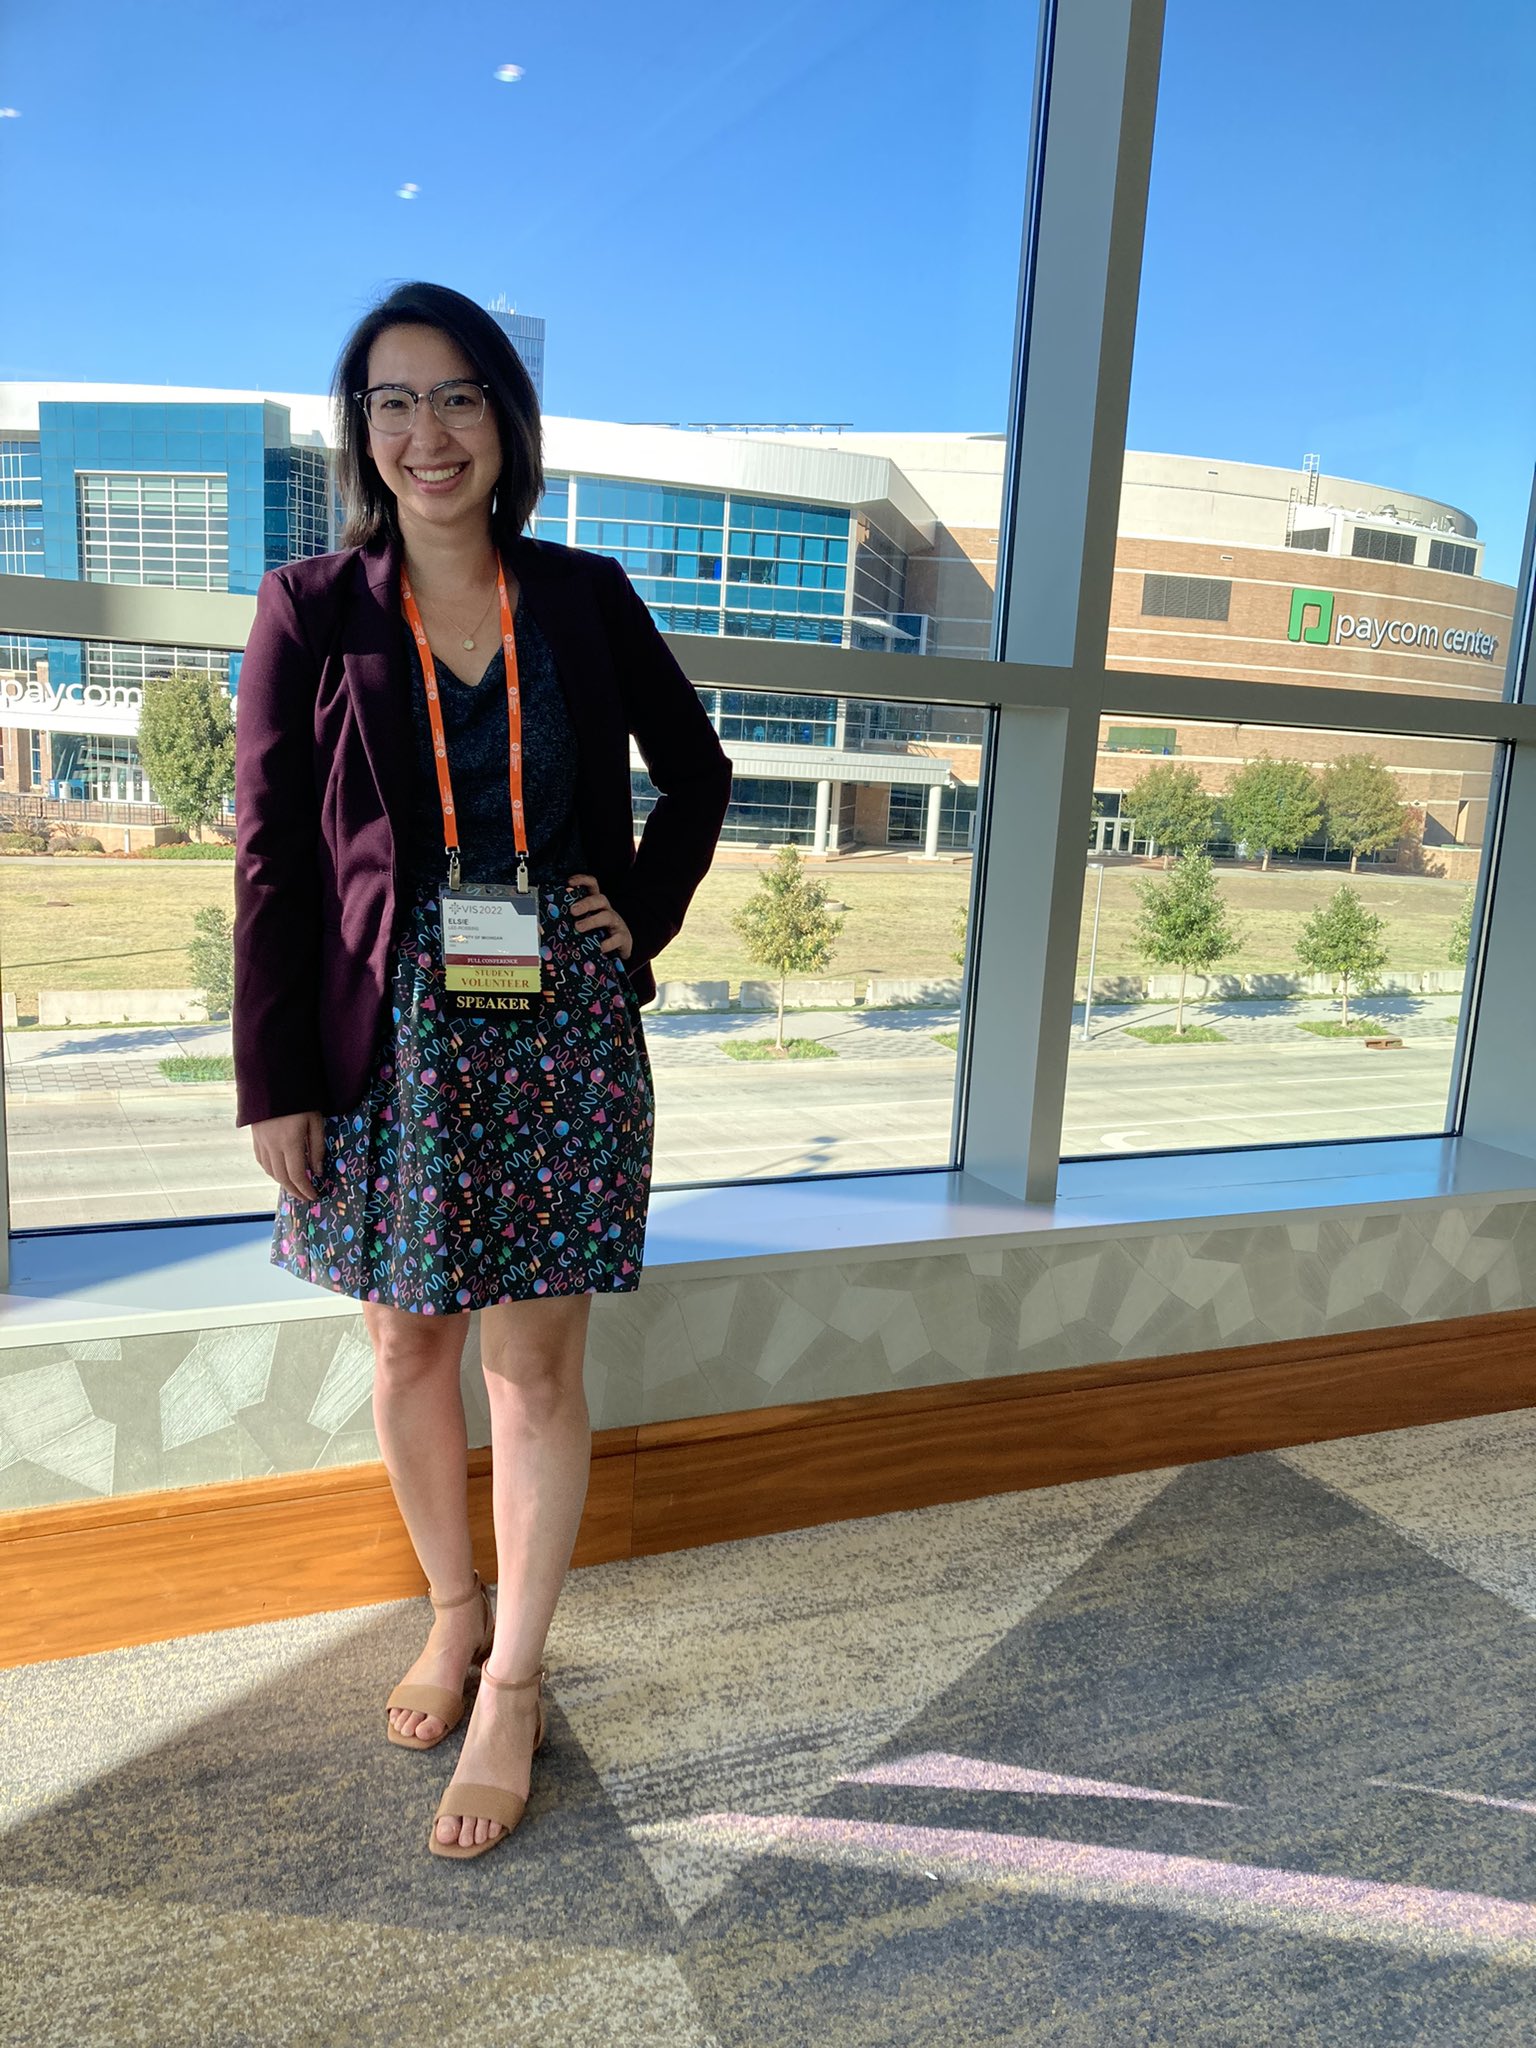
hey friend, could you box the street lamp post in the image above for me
[1081,861,1106,1043]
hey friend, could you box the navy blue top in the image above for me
[402,598,588,888]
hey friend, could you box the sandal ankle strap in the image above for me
[427,1569,484,1612]
[480,1664,546,1694]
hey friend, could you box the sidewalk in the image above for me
[0,1009,965,1099]
[2,1020,234,1098]
[0,992,1462,1100]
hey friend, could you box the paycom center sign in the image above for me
[1288,587,1499,662]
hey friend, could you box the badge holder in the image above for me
[402,558,544,1016]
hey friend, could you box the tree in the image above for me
[1134,851,1240,1034]
[1123,762,1215,863]
[1449,893,1474,968]
[1222,757,1323,871]
[189,904,235,1018]
[137,667,236,835]
[730,844,845,1050]
[1319,754,1403,873]
[1294,886,1388,1024]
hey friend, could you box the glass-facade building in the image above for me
[0,398,333,801]
[487,302,546,405]
[533,467,971,850]
[0,386,976,849]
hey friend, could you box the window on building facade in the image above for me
[0,439,44,575]
[266,444,333,570]
[725,500,849,617]
[575,478,727,613]
[707,690,838,748]
[723,610,846,644]
[1104,725,1177,754]
[1428,538,1478,577]
[1140,573,1232,621]
[532,475,570,542]
[843,701,985,749]
[1351,528,1417,566]
[77,472,230,590]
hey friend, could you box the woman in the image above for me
[233,281,731,1860]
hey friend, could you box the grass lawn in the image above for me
[1125,1024,1228,1045]
[1295,1017,1397,1038]
[723,1037,838,1060]
[0,856,235,1015]
[659,862,970,989]
[160,1054,236,1082]
[0,850,1472,1021]
[1076,864,1469,982]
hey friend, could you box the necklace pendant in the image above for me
[462,636,476,651]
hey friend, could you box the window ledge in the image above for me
[4,1136,1535,1350]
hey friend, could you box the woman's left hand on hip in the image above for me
[566,873,633,961]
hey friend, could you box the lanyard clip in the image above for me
[447,847,462,892]
[516,858,529,895]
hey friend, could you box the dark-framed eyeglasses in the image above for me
[354,380,491,432]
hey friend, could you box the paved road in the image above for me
[2,1019,1457,1229]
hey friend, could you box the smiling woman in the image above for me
[231,278,732,1858]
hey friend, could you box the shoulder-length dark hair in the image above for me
[332,281,544,553]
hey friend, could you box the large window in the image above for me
[77,472,229,591]
[1114,1,1533,707]
[2,0,1533,1255]
[0,439,44,575]
[1069,717,1496,1158]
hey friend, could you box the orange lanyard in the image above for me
[399,554,528,894]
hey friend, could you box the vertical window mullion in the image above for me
[962,0,1166,1204]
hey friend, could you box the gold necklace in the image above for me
[442,587,498,653]
[417,582,498,653]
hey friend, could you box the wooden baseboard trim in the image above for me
[6,1307,1534,1667]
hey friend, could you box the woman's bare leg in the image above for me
[434,1291,594,1849]
[366,1301,480,1744]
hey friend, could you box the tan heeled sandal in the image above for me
[385,1569,496,1751]
[427,1664,546,1860]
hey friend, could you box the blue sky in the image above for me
[1,0,1532,576]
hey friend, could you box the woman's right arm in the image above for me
[233,568,327,1153]
[251,1110,326,1205]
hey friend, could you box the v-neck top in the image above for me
[402,596,589,888]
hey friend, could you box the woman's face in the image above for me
[363,322,503,546]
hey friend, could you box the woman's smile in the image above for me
[404,461,469,493]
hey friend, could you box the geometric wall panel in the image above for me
[159,1325,279,1452]
[5,1195,1536,1512]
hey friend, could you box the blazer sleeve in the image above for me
[232,568,326,1127]
[594,555,733,975]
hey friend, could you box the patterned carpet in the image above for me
[5,1408,1536,2046]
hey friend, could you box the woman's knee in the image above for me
[365,1306,467,1393]
[481,1299,591,1419]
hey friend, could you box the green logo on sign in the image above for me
[1288,588,1334,644]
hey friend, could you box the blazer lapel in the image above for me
[343,532,414,823]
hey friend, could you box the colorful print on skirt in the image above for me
[272,882,654,1311]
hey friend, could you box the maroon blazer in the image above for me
[233,531,733,1128]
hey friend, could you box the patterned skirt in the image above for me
[271,880,654,1311]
